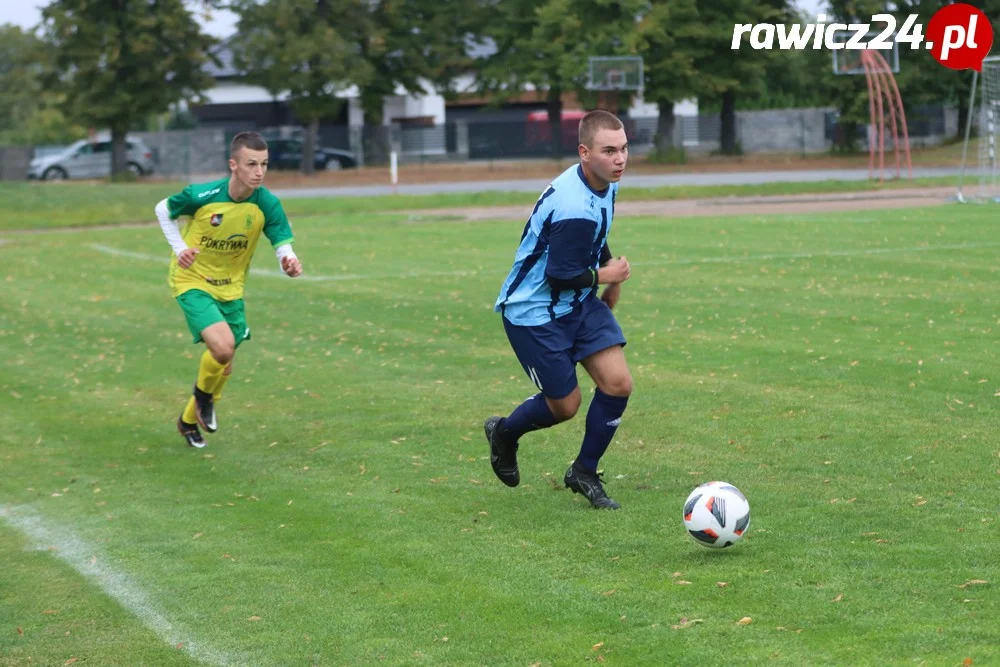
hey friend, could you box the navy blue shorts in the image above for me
[502,295,627,399]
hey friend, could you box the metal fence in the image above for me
[0,146,31,180]
[3,105,960,180]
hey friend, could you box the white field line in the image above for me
[0,505,238,666]
[88,241,1000,282]
[86,244,477,281]
[633,241,1000,267]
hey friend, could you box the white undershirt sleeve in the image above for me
[155,198,189,256]
[275,243,298,274]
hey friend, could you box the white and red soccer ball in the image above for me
[683,481,751,548]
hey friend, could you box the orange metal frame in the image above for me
[859,49,912,181]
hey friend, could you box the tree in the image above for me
[891,0,1000,139]
[39,0,217,178]
[477,0,646,158]
[231,0,475,170]
[231,0,368,174]
[694,0,794,154]
[0,24,84,145]
[0,25,43,145]
[343,0,483,126]
[633,0,705,154]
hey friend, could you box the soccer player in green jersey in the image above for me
[155,131,303,448]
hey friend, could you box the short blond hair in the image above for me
[578,110,624,147]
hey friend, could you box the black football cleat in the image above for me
[177,417,206,449]
[564,462,620,509]
[192,385,217,433]
[484,416,520,487]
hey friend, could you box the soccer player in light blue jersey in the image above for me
[485,110,633,509]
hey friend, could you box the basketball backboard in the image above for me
[831,30,900,74]
[587,56,644,91]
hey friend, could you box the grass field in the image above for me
[0,175,962,230]
[1,198,998,666]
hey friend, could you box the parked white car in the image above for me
[28,137,156,180]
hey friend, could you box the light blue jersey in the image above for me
[495,164,618,326]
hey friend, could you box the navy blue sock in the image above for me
[575,389,629,473]
[502,393,558,441]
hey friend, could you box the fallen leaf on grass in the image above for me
[832,594,843,602]
[675,580,692,585]
[64,659,77,665]
[601,589,616,596]
[963,659,973,667]
[716,582,728,588]
[736,617,752,625]
[957,580,988,589]
[16,627,23,635]
[248,616,261,622]
[592,642,604,651]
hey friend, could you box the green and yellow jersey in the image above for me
[166,177,293,301]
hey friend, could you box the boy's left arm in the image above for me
[263,196,303,277]
[598,243,621,309]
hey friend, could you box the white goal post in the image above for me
[958,56,1000,203]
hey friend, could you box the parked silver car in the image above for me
[28,137,155,180]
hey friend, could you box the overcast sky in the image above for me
[1,1,829,38]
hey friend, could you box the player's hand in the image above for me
[601,256,630,284]
[281,256,303,277]
[601,282,622,310]
[177,248,199,269]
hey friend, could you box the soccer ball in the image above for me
[682,481,751,548]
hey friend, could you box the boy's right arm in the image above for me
[155,198,190,257]
[156,187,201,268]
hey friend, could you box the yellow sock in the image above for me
[182,396,198,424]
[197,350,228,395]
[182,351,227,423]
[213,371,232,401]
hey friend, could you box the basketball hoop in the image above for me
[606,69,625,90]
[586,56,643,116]
[586,56,643,92]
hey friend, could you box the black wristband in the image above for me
[547,268,599,291]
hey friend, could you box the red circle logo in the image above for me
[926,4,993,71]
